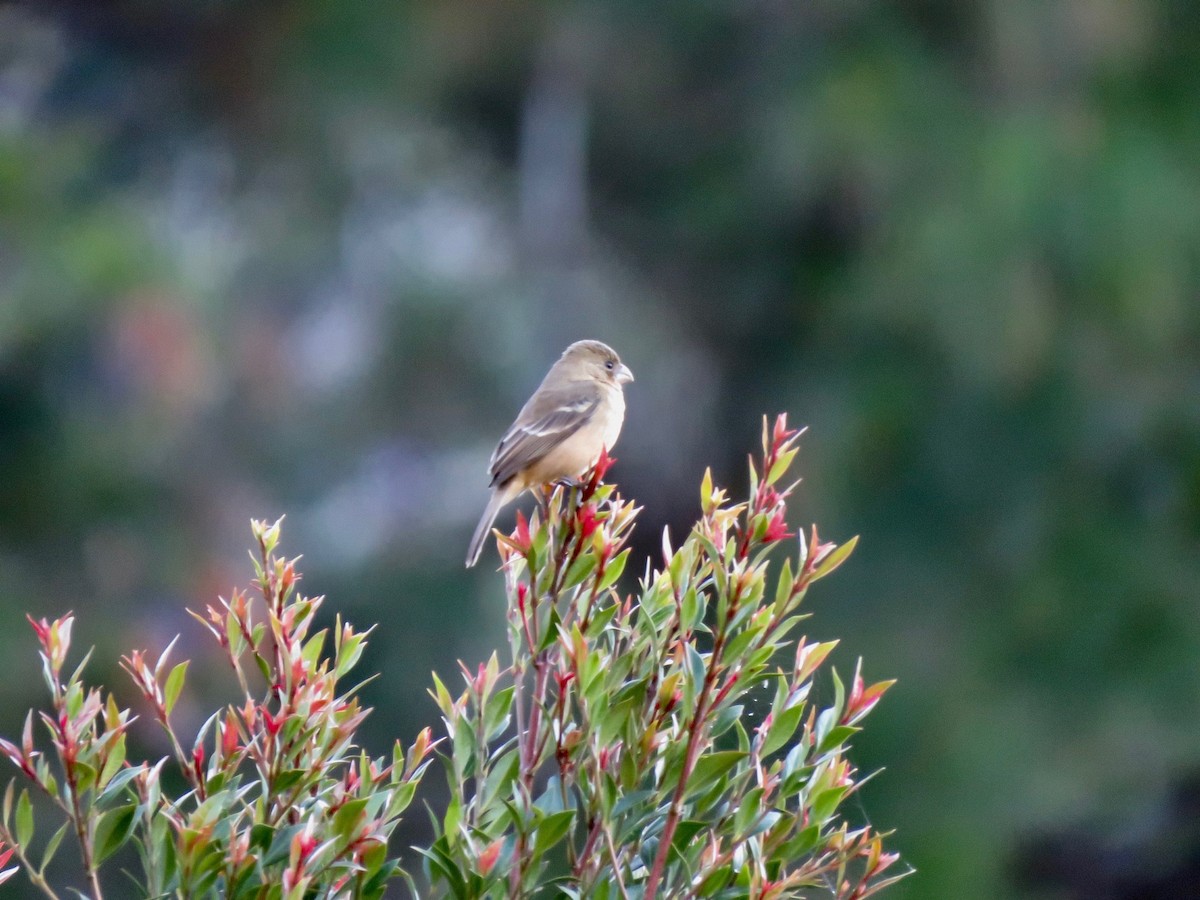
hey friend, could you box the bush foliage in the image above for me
[0,520,433,899]
[423,416,903,899]
[0,416,903,898]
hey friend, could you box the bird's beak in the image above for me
[615,363,634,385]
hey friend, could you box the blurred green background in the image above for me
[2,1,1199,897]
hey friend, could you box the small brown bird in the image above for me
[466,340,634,567]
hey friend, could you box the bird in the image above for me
[465,340,634,567]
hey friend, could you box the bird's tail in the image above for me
[465,490,507,568]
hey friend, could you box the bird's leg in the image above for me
[536,478,580,520]
[553,477,587,512]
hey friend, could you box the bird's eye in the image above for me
[605,361,614,370]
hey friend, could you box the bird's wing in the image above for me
[488,385,600,487]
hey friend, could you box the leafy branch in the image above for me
[425,415,908,899]
[0,519,433,899]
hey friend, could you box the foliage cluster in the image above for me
[0,417,901,898]
[424,416,901,898]
[0,521,433,899]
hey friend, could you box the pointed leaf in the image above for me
[39,821,70,873]
[533,809,575,856]
[15,789,32,847]
[809,535,858,582]
[163,661,188,717]
[94,803,138,864]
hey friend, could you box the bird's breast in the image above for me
[598,387,625,451]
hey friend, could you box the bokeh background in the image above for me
[2,1,1200,897]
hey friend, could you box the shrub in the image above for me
[0,519,433,899]
[422,416,905,898]
[0,414,905,898]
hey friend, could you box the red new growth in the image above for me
[25,615,50,646]
[478,838,503,876]
[220,710,240,758]
[844,660,896,725]
[0,840,17,888]
[513,509,532,554]
[577,503,599,539]
[585,447,615,496]
[762,510,794,543]
[772,413,795,451]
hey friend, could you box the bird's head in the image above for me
[561,340,634,387]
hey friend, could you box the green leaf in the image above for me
[416,844,468,899]
[15,789,32,847]
[301,629,326,669]
[832,666,846,717]
[809,535,858,582]
[670,819,706,863]
[443,794,461,841]
[766,446,798,486]
[336,631,366,679]
[225,610,243,657]
[681,587,701,631]
[687,750,745,796]
[387,779,418,818]
[97,764,141,808]
[67,648,94,691]
[773,557,795,614]
[722,626,762,664]
[597,695,638,744]
[364,860,402,899]
[733,788,763,836]
[583,601,619,636]
[254,653,271,684]
[39,821,69,873]
[429,671,457,721]
[686,644,706,691]
[817,724,859,756]
[610,789,653,819]
[249,823,274,852]
[452,712,475,779]
[333,797,369,842]
[263,824,303,866]
[761,703,806,757]
[360,836,389,877]
[259,518,282,553]
[695,864,733,896]
[597,549,630,592]
[711,704,743,738]
[533,809,575,856]
[811,785,850,823]
[782,823,821,858]
[539,606,563,653]
[536,775,564,814]
[814,706,839,750]
[270,769,309,794]
[98,733,126,791]
[73,761,97,795]
[65,683,83,718]
[481,748,519,809]
[562,552,598,591]
[164,661,189,717]
[94,803,138,863]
